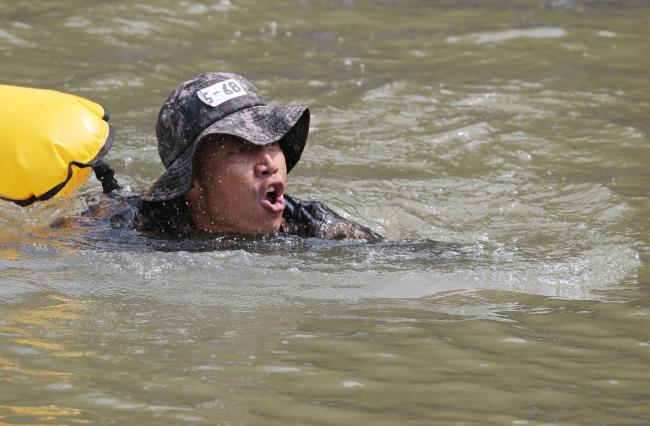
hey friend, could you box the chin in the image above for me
[256,219,282,234]
[237,216,282,235]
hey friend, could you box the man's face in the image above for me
[188,136,287,234]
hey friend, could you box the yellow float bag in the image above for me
[0,84,114,206]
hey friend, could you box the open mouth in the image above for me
[265,186,279,204]
[261,183,285,213]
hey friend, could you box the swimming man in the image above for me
[127,72,381,241]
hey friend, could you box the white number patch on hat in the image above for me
[196,79,247,107]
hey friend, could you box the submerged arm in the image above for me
[281,194,383,242]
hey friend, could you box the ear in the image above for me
[186,175,201,198]
[185,176,207,224]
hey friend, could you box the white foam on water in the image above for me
[64,16,91,28]
[597,30,617,38]
[112,17,155,36]
[447,27,568,44]
[47,383,73,391]
[501,337,527,344]
[0,29,32,47]
[186,3,208,14]
[212,0,232,12]
[294,245,640,301]
[87,395,146,410]
[0,232,637,308]
[262,366,301,373]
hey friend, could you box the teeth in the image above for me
[267,187,276,194]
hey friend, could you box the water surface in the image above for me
[1,0,649,424]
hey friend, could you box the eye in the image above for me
[264,142,281,152]
[231,143,252,154]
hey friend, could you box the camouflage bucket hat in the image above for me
[142,72,310,202]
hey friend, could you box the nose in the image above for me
[255,150,279,178]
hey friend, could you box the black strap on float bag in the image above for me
[92,160,121,194]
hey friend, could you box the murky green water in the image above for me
[1,0,649,424]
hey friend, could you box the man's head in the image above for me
[142,72,309,234]
[186,135,287,234]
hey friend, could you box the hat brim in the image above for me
[142,105,309,202]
